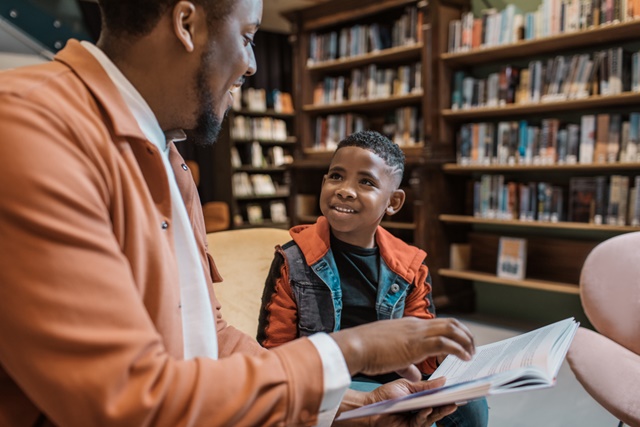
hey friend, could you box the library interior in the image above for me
[1,0,639,426]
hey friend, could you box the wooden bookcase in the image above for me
[227,109,296,229]
[283,0,472,308]
[432,9,640,304]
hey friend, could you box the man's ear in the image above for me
[385,189,406,216]
[172,1,198,52]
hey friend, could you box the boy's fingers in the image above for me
[395,365,421,382]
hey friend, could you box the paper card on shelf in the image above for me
[496,236,527,280]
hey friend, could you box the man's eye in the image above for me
[243,36,256,47]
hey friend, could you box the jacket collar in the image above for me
[290,216,427,284]
[54,39,148,142]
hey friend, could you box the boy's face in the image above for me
[320,146,405,248]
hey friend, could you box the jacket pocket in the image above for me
[293,281,335,335]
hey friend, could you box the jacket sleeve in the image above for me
[0,94,323,427]
[257,250,301,348]
[403,265,439,374]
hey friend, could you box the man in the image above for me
[0,1,475,426]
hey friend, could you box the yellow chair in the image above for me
[207,227,291,337]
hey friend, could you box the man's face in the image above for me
[191,0,261,145]
[320,146,402,248]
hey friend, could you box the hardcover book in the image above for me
[569,177,597,223]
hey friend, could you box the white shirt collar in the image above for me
[80,41,168,152]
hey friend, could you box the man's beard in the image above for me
[190,53,225,146]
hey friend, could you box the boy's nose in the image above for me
[336,184,356,199]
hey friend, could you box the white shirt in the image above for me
[81,41,350,424]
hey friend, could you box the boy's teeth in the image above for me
[335,206,354,213]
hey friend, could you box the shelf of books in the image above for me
[228,90,296,229]
[289,0,427,155]
[430,0,640,308]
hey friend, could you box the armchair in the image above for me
[207,227,291,337]
[567,231,640,427]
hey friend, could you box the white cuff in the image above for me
[308,332,351,425]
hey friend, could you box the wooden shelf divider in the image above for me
[303,92,424,114]
[439,214,640,233]
[442,92,640,121]
[438,268,580,295]
[443,162,640,174]
[441,19,640,67]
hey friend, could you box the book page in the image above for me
[336,318,578,421]
[431,318,576,387]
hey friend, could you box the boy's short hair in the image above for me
[335,130,405,182]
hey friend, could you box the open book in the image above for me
[336,317,579,421]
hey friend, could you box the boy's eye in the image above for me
[328,173,342,180]
[360,179,375,186]
[243,36,256,47]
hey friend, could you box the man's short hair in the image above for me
[335,130,405,182]
[98,0,235,38]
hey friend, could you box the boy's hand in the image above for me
[331,317,474,377]
[335,377,457,427]
[395,365,422,382]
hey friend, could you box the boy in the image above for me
[257,130,488,427]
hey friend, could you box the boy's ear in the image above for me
[385,189,406,216]
[172,1,199,53]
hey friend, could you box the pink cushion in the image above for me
[580,232,640,355]
[567,328,640,427]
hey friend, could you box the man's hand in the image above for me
[334,377,457,427]
[331,317,474,377]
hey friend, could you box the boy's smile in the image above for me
[320,146,405,248]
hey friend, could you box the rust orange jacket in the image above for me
[0,40,324,427]
[258,216,438,374]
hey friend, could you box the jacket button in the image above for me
[181,163,188,171]
[390,283,400,293]
[161,221,169,230]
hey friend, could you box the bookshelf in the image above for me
[227,108,295,229]
[431,2,640,309]
[176,30,295,230]
[284,0,469,279]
